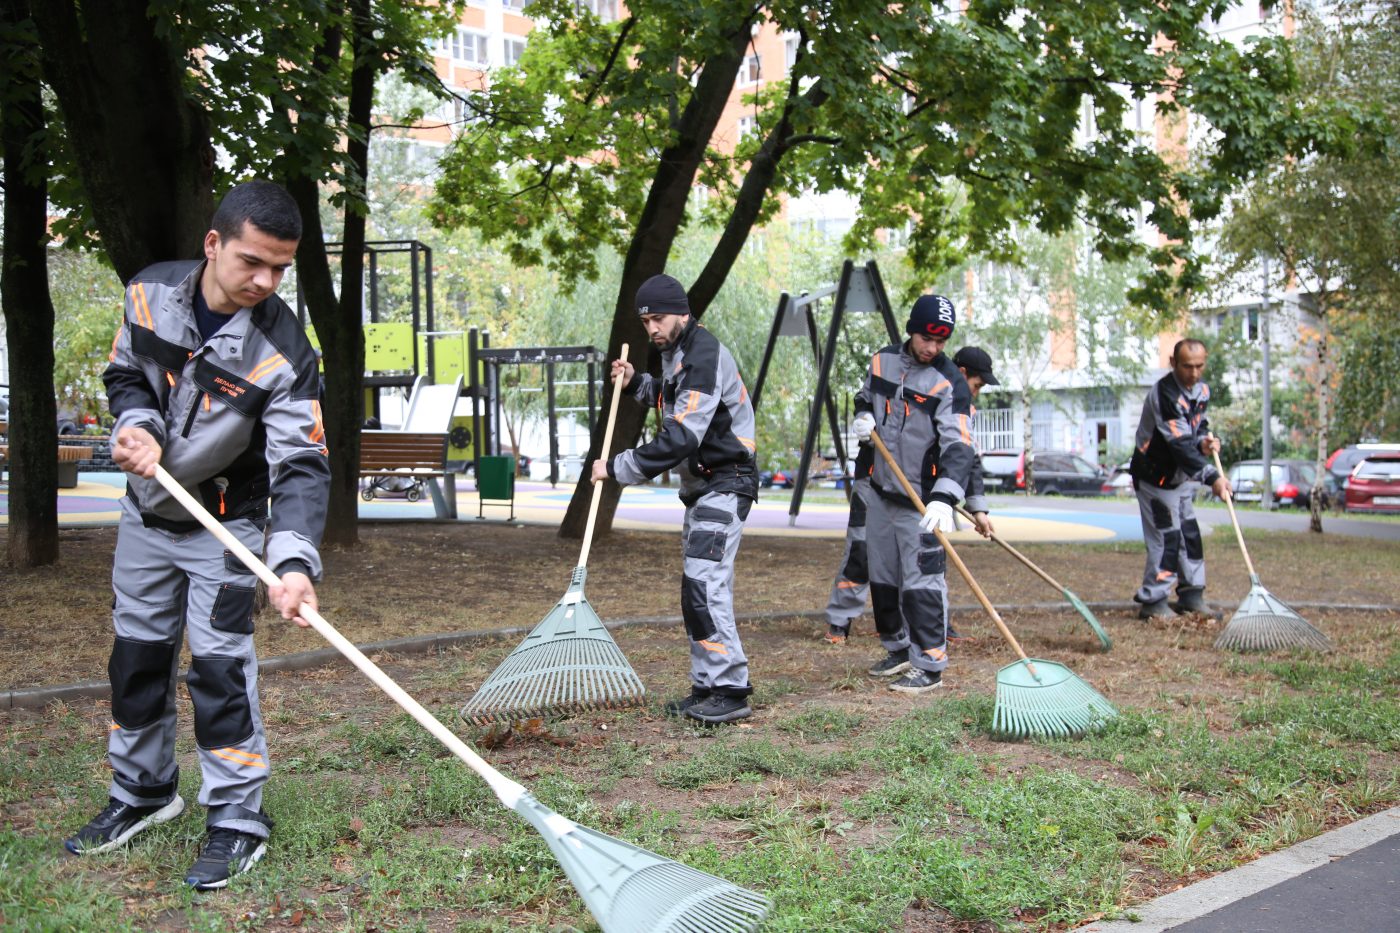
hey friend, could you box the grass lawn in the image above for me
[2,523,1398,930]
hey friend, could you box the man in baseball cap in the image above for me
[952,346,1000,391]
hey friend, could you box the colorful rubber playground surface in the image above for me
[3,471,1139,542]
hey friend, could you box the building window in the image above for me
[1083,387,1118,419]
[442,29,489,67]
[784,35,800,70]
[737,115,759,140]
[503,0,532,10]
[738,54,761,86]
[576,0,617,21]
[504,37,527,67]
[885,221,912,250]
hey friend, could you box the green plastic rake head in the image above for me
[512,792,771,933]
[461,567,646,724]
[992,658,1118,740]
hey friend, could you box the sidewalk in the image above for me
[1081,806,1400,932]
[5,471,1135,542]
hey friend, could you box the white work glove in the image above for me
[919,500,955,534]
[852,412,876,441]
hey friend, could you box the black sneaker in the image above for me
[867,651,911,678]
[823,624,850,645]
[64,795,185,855]
[663,691,709,717]
[889,669,943,695]
[185,828,267,890]
[684,694,752,725]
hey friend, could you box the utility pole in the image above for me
[1260,257,1273,509]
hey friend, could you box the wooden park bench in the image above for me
[358,430,457,519]
[0,440,89,488]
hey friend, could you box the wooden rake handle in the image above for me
[1210,440,1257,578]
[577,342,630,570]
[868,431,1035,669]
[953,504,1065,592]
[151,465,533,811]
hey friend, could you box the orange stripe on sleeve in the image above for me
[134,284,154,329]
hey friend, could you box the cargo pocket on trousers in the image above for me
[210,584,256,635]
[693,506,733,525]
[685,530,727,562]
[917,544,946,577]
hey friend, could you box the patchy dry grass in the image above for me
[2,522,1399,930]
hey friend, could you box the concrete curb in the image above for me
[1078,806,1400,932]
[4,601,1395,711]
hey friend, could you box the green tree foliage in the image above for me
[1216,0,1399,531]
[49,252,123,423]
[432,0,1333,534]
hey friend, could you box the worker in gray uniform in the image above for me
[823,344,998,645]
[1129,338,1231,618]
[591,273,759,725]
[63,181,330,890]
[851,295,978,694]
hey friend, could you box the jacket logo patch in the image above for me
[214,376,247,400]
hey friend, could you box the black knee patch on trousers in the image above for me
[904,587,947,646]
[871,582,903,639]
[681,575,716,641]
[187,656,254,749]
[109,637,178,730]
[1182,519,1203,560]
[1160,529,1182,576]
[1150,498,1174,529]
[841,540,869,584]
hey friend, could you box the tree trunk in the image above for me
[557,11,759,539]
[1,1,60,567]
[32,0,213,282]
[1310,315,1329,534]
[1022,390,1036,495]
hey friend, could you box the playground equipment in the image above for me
[297,239,607,487]
[751,260,901,524]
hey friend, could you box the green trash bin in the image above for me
[477,455,516,520]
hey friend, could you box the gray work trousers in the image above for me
[1134,481,1206,605]
[105,496,273,839]
[825,476,872,628]
[680,491,752,697]
[865,492,950,674]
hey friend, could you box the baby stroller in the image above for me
[361,469,426,502]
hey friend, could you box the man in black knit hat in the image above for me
[592,274,760,724]
[850,294,978,694]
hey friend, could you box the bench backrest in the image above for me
[359,431,448,472]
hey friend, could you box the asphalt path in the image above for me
[982,493,1400,541]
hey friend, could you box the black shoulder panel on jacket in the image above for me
[130,260,201,288]
[680,326,719,394]
[253,296,321,401]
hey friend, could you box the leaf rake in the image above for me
[954,504,1112,650]
[1209,446,1332,652]
[153,464,770,933]
[462,344,647,724]
[871,431,1117,740]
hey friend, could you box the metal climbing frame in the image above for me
[471,344,606,486]
[750,259,902,525]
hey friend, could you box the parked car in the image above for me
[1326,442,1400,492]
[1102,461,1134,497]
[979,449,1108,496]
[760,469,795,489]
[1343,453,1400,513]
[1223,459,1330,509]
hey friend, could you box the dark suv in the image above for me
[980,449,1108,496]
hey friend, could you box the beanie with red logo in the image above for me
[906,294,956,339]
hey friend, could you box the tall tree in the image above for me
[1217,0,1398,532]
[0,0,60,566]
[28,0,461,548]
[433,0,1341,538]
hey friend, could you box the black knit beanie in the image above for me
[906,294,956,339]
[635,274,691,316]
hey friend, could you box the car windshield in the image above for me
[1234,465,1285,483]
[1356,458,1400,479]
[982,454,1020,474]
